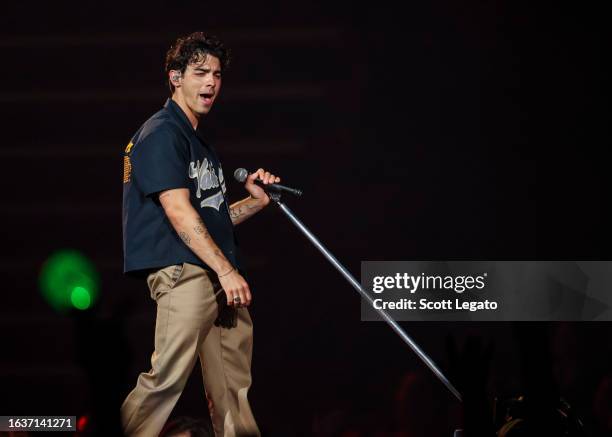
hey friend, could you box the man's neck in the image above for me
[172,95,199,130]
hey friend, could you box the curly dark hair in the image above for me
[159,416,213,437]
[164,32,231,94]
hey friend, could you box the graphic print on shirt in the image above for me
[189,158,227,211]
[123,141,134,184]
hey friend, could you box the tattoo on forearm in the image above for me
[230,207,243,220]
[179,231,191,246]
[194,217,210,238]
[230,202,260,222]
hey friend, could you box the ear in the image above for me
[169,70,182,88]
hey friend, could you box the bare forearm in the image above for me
[229,195,268,225]
[165,202,233,275]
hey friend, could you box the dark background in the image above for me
[1,1,611,436]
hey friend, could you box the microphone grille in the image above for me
[234,168,248,183]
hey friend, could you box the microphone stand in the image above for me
[267,191,462,402]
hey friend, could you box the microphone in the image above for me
[233,168,303,197]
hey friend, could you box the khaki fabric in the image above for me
[120,262,260,437]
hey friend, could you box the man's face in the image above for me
[174,53,222,117]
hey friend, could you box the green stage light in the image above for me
[70,286,92,310]
[39,250,100,312]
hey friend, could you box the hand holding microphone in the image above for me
[234,168,303,197]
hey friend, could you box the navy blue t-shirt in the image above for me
[122,98,240,275]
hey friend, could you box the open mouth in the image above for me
[200,92,214,105]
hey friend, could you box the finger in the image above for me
[256,168,265,181]
[228,288,241,307]
[247,169,260,183]
[235,283,251,307]
[225,289,235,306]
[240,285,251,306]
[231,291,240,307]
[263,171,271,184]
[244,285,252,306]
[235,287,247,307]
[232,290,242,307]
[267,174,276,184]
[247,168,264,183]
[275,176,280,183]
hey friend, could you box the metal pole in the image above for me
[273,197,462,402]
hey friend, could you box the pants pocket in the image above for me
[148,263,185,301]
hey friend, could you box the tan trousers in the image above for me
[120,262,260,437]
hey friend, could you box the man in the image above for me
[121,32,277,437]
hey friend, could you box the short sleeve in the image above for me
[130,128,190,197]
